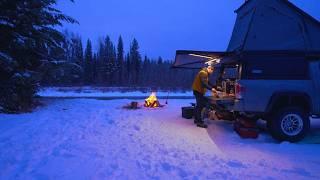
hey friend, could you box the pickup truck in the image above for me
[174,50,320,142]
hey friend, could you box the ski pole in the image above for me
[165,91,169,104]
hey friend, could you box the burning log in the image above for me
[144,92,161,108]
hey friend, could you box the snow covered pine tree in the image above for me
[0,0,77,112]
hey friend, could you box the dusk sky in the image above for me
[57,0,320,60]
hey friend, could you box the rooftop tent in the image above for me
[228,0,320,52]
[173,0,320,69]
[172,50,231,69]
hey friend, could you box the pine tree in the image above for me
[84,39,93,84]
[75,38,84,65]
[102,36,117,85]
[141,56,150,86]
[129,38,142,85]
[111,45,117,85]
[69,35,83,65]
[157,57,163,65]
[96,40,105,84]
[0,0,77,112]
[92,53,98,84]
[125,53,131,85]
[117,36,124,86]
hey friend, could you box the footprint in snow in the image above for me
[227,160,247,168]
[176,167,189,178]
[161,162,172,172]
[107,118,115,125]
[110,164,118,170]
[210,171,228,179]
[160,163,189,178]
[136,160,152,171]
[133,125,140,131]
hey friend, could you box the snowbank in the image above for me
[37,87,194,98]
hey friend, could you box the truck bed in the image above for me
[206,96,235,111]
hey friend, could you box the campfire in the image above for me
[144,92,161,108]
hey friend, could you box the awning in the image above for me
[173,50,320,69]
[172,50,232,69]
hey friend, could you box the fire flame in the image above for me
[145,92,160,108]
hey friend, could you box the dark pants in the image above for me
[193,91,209,123]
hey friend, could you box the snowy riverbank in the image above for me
[37,87,194,99]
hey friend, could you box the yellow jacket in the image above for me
[192,68,213,94]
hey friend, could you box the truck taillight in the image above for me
[235,82,245,99]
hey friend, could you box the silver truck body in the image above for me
[233,61,320,116]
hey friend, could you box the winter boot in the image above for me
[196,122,208,128]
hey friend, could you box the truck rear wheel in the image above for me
[268,107,310,142]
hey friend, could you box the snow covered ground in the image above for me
[1,98,320,179]
[37,87,193,98]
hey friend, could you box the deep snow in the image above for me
[0,98,320,179]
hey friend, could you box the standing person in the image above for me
[192,63,216,128]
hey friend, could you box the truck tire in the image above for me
[268,107,310,142]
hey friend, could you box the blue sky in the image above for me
[57,0,320,60]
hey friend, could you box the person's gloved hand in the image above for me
[212,88,217,93]
[212,88,219,98]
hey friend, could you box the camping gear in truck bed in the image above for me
[207,95,235,111]
[194,95,235,121]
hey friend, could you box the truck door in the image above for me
[310,61,320,115]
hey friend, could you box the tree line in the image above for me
[42,31,197,89]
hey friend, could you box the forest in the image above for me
[0,0,197,112]
[42,32,197,88]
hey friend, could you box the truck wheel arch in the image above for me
[265,91,312,116]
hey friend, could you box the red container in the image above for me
[234,122,259,139]
[237,118,257,129]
